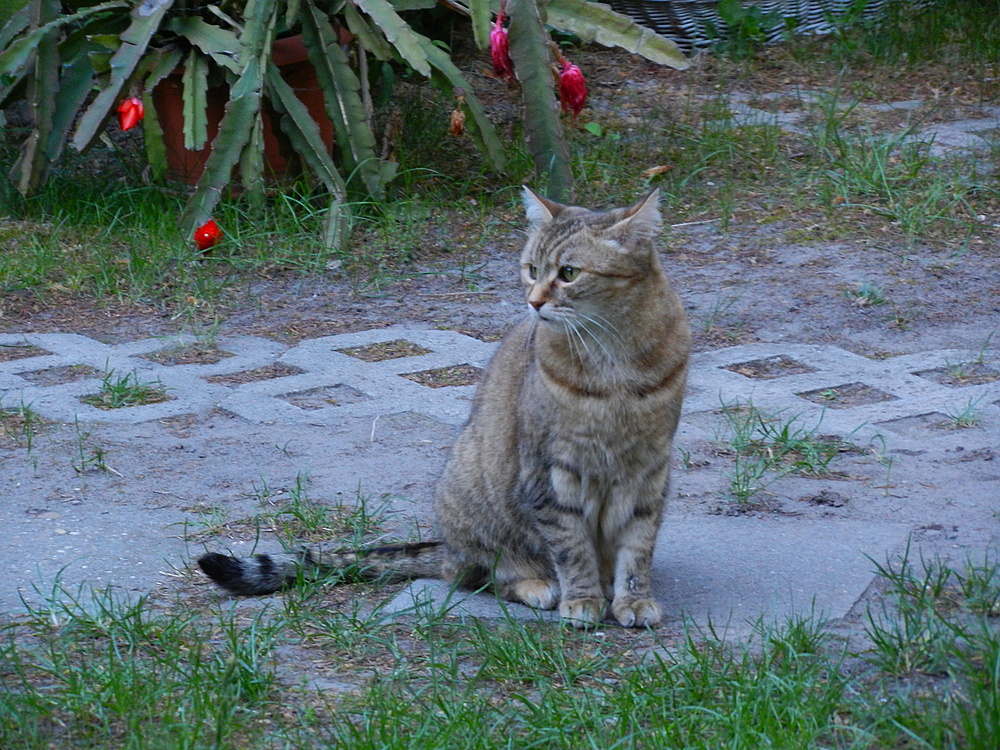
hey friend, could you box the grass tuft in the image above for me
[79,369,171,410]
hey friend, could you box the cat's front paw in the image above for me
[559,597,606,628]
[612,597,662,628]
[509,578,559,610]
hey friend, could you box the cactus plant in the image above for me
[0,0,689,243]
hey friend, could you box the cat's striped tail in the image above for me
[197,541,445,596]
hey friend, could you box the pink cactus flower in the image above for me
[558,60,587,116]
[490,11,515,81]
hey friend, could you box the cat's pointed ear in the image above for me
[608,189,663,244]
[522,186,564,230]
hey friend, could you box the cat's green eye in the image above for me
[527,265,538,280]
[558,266,580,282]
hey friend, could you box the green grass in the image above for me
[79,368,170,410]
[943,396,986,429]
[844,281,889,307]
[2,546,998,748]
[800,91,980,245]
[0,397,43,451]
[829,0,1000,69]
[718,400,864,503]
[188,478,393,562]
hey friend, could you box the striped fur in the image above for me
[197,542,446,596]
[198,189,690,628]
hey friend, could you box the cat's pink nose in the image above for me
[529,299,545,311]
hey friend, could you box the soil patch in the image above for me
[18,364,101,386]
[914,362,1000,387]
[337,339,433,362]
[723,354,817,379]
[205,362,306,386]
[400,364,483,388]
[0,343,50,362]
[142,344,235,366]
[796,382,900,408]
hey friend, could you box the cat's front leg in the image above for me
[609,474,669,628]
[539,467,606,628]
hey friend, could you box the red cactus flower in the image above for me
[558,60,587,117]
[193,219,221,251]
[116,96,144,131]
[490,8,515,81]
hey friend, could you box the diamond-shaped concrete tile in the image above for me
[688,344,1000,442]
[221,328,496,426]
[3,333,998,441]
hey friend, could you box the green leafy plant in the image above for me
[0,0,503,246]
[70,416,120,473]
[504,0,688,199]
[0,0,688,241]
[864,544,961,677]
[718,400,862,503]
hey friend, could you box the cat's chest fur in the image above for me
[520,339,682,482]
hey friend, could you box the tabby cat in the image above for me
[199,188,691,628]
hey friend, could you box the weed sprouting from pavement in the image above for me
[844,281,888,307]
[80,368,170,410]
[0,398,43,451]
[197,475,391,551]
[717,400,862,502]
[944,396,986,429]
[974,330,996,365]
[70,417,119,475]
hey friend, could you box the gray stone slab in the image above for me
[7,331,998,442]
[384,518,911,635]
[687,344,1000,442]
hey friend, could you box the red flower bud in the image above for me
[558,61,587,117]
[490,18,515,81]
[116,96,144,131]
[193,219,221,251]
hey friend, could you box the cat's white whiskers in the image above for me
[573,314,619,367]
[581,312,626,346]
[564,319,592,364]
[577,313,627,363]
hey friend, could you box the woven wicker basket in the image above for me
[605,0,926,50]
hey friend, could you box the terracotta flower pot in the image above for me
[151,35,334,184]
